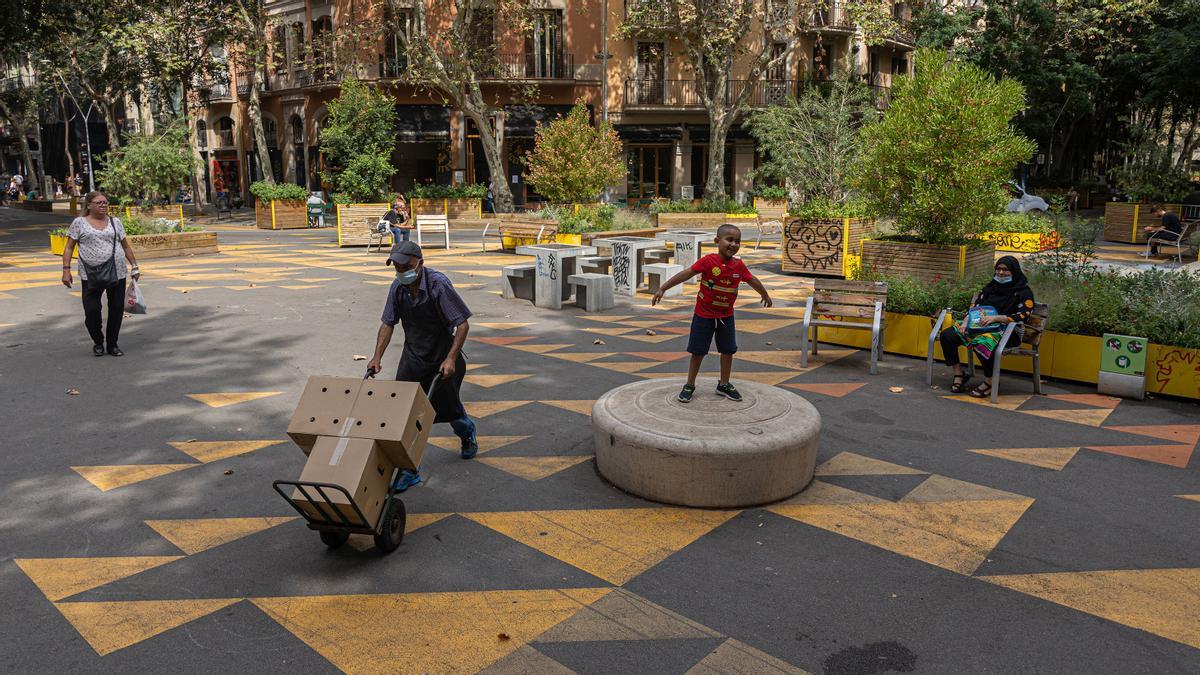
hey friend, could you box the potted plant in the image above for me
[751,185,789,215]
[850,50,1035,282]
[250,181,310,229]
[748,76,881,276]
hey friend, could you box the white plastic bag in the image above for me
[125,277,147,314]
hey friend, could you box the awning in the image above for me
[614,124,683,142]
[686,125,755,143]
[504,104,590,138]
[395,105,451,143]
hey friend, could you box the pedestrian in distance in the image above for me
[365,241,478,491]
[60,191,141,357]
[651,224,773,403]
[382,195,412,243]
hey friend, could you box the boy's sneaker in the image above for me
[677,384,696,403]
[391,470,422,492]
[716,382,743,402]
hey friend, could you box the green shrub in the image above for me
[525,100,624,203]
[120,213,193,235]
[752,186,790,201]
[95,123,195,204]
[854,270,988,317]
[532,204,623,234]
[648,198,756,215]
[250,181,308,202]
[984,212,1054,234]
[319,78,397,203]
[410,183,487,199]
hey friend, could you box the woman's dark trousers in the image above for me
[81,278,126,348]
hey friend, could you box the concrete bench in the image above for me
[644,263,683,297]
[502,264,536,302]
[578,255,612,274]
[568,273,615,312]
[643,248,674,265]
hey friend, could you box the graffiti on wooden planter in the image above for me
[784,218,843,273]
[981,231,1061,253]
[1149,347,1200,397]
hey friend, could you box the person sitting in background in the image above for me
[382,195,412,243]
[939,256,1036,398]
[1143,205,1183,256]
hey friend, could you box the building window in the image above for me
[290,115,304,145]
[626,145,672,205]
[768,42,788,81]
[196,120,208,149]
[634,42,665,105]
[290,21,305,68]
[217,116,235,147]
[382,9,411,78]
[272,24,287,73]
[263,117,278,149]
[525,10,564,78]
[312,15,333,80]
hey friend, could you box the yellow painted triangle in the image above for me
[465,400,533,418]
[407,512,453,533]
[477,456,592,480]
[252,589,611,673]
[968,447,1081,471]
[815,452,927,476]
[945,394,1031,411]
[619,334,681,344]
[15,556,183,601]
[145,517,297,555]
[464,509,738,585]
[464,373,533,388]
[580,315,634,323]
[509,343,573,354]
[279,284,324,290]
[1021,407,1115,428]
[581,326,638,337]
[769,498,1034,575]
[539,400,596,416]
[773,480,890,506]
[1177,494,1200,503]
[545,352,611,363]
[736,319,802,335]
[428,435,529,454]
[72,464,198,491]
[476,322,535,330]
[55,598,241,656]
[616,320,667,329]
[740,306,809,318]
[187,391,282,408]
[736,349,855,371]
[167,286,216,292]
[467,363,490,371]
[537,587,720,643]
[901,475,1030,503]
[979,568,1200,650]
[689,638,808,673]
[592,361,657,373]
[168,439,286,463]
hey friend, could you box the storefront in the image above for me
[394,105,451,193]
[616,125,682,208]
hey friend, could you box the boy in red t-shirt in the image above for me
[651,224,772,402]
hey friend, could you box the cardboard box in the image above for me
[287,377,363,455]
[291,436,396,528]
[347,380,434,471]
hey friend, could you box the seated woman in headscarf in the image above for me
[939,255,1035,398]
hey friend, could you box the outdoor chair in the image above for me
[925,298,1050,403]
[800,279,888,374]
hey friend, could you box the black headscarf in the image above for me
[977,255,1033,315]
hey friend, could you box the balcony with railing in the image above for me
[805,2,856,32]
[625,79,702,108]
[236,70,270,99]
[488,53,576,81]
[199,78,232,103]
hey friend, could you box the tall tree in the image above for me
[621,0,897,202]
[227,0,276,185]
[384,0,535,213]
[0,72,45,186]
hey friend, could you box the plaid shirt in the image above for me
[381,268,471,330]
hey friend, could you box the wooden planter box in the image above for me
[980,230,1061,253]
[409,198,445,217]
[50,231,218,260]
[752,198,788,217]
[336,203,392,247]
[446,198,482,219]
[1103,202,1184,243]
[256,200,308,229]
[124,205,187,227]
[860,239,995,282]
[654,212,758,228]
[782,217,874,277]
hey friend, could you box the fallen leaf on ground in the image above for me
[889,387,905,393]
[645,329,656,336]
[497,633,510,641]
[352,355,367,361]
[766,341,773,345]
[593,338,605,345]
[223,469,234,476]
[66,388,80,395]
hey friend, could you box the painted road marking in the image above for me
[16,556,183,601]
[145,517,298,555]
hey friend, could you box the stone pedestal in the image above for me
[591,378,821,508]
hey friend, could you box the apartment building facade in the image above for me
[200,0,913,207]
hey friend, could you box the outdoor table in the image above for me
[656,229,714,270]
[515,242,598,309]
[593,235,668,296]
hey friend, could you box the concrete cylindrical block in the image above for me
[592,378,821,508]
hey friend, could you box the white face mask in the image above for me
[994,275,1012,284]
[396,267,419,284]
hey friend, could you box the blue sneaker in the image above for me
[391,469,422,492]
[451,416,478,460]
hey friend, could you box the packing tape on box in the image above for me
[329,417,358,465]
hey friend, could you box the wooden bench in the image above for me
[925,298,1049,403]
[800,279,888,374]
[481,220,558,252]
[414,214,450,248]
[502,264,536,302]
[644,263,683,297]
[754,203,787,249]
[568,273,615,312]
[578,255,612,274]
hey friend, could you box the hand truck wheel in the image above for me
[373,498,406,554]
[320,531,349,549]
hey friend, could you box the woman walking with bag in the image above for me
[61,191,141,356]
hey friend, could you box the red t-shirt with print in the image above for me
[690,253,754,319]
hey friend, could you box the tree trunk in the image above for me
[98,100,121,151]
[60,94,76,182]
[247,71,275,184]
[180,81,208,208]
[464,107,513,213]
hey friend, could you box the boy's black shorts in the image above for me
[687,313,737,356]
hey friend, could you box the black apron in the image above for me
[394,269,467,424]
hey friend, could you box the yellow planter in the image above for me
[555,233,582,245]
[49,233,77,257]
[980,231,1061,253]
[1146,344,1200,399]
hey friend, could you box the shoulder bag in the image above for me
[82,216,119,288]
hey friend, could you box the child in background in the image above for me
[651,224,772,402]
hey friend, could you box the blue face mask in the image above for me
[994,275,1012,284]
[397,268,419,285]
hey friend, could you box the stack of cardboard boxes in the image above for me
[285,376,434,529]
